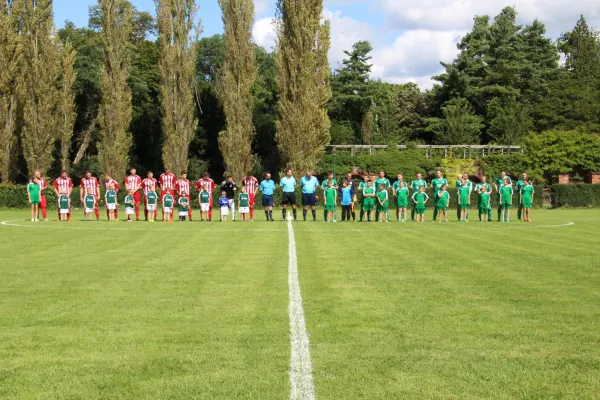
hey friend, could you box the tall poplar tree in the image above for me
[0,0,22,181]
[217,0,256,182]
[156,0,199,175]
[275,0,331,173]
[97,0,133,182]
[59,41,77,172]
[21,0,61,177]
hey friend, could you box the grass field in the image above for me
[1,209,599,399]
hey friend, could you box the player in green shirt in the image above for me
[324,181,337,223]
[105,184,118,221]
[478,190,491,222]
[374,171,391,222]
[435,185,450,222]
[27,177,41,222]
[146,188,158,222]
[178,194,190,222]
[412,186,429,223]
[393,174,409,222]
[358,172,369,222]
[494,169,512,221]
[238,187,250,222]
[58,192,70,222]
[321,172,338,221]
[475,176,493,222]
[125,192,135,222]
[410,173,427,221]
[362,181,375,222]
[499,178,514,222]
[162,193,174,222]
[515,172,531,221]
[376,184,389,222]
[83,193,96,221]
[431,170,448,222]
[455,173,463,221]
[520,180,534,222]
[198,184,211,222]
[458,177,471,222]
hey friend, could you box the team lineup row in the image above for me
[24,168,535,223]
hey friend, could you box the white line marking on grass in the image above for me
[287,220,316,400]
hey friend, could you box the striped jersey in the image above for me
[80,177,99,196]
[242,176,258,194]
[196,178,216,194]
[175,179,191,196]
[159,173,176,191]
[37,177,48,194]
[105,179,120,193]
[54,177,73,194]
[125,175,142,192]
[141,178,158,195]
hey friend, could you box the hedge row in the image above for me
[0,183,545,209]
[551,184,600,208]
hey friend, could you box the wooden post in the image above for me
[351,147,355,157]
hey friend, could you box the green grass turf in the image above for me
[1,209,599,399]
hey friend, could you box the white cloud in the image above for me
[376,0,600,35]
[252,17,278,50]
[252,9,374,69]
[370,30,464,89]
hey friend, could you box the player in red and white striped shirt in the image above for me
[175,171,193,221]
[104,174,120,220]
[53,170,73,221]
[196,171,216,221]
[242,173,259,222]
[141,171,158,221]
[125,168,142,221]
[159,168,176,221]
[34,170,48,220]
[80,171,100,221]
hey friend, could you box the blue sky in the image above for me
[54,0,600,89]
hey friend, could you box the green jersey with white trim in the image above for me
[146,192,158,205]
[411,179,427,192]
[431,178,448,196]
[239,193,249,207]
[374,178,391,193]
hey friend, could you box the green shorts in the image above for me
[416,206,425,215]
[30,199,40,205]
[437,205,447,211]
[377,205,388,212]
[479,206,489,214]
[522,201,532,208]
[325,204,335,211]
[502,202,511,209]
[460,204,469,210]
[397,199,408,208]
[363,199,374,211]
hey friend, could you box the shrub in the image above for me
[551,184,600,208]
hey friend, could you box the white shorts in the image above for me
[179,211,188,217]
[239,207,249,214]
[60,209,69,214]
[85,208,95,213]
[106,204,116,210]
[163,207,172,213]
[220,206,229,216]
[200,203,210,212]
[125,208,135,215]
[146,205,156,211]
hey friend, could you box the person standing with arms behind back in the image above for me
[141,171,158,221]
[260,172,276,221]
[280,169,297,221]
[104,174,120,220]
[431,170,448,222]
[54,170,73,222]
[125,168,142,221]
[242,172,259,222]
[410,173,427,221]
[80,171,100,221]
[515,172,531,221]
[300,171,319,221]
[196,172,216,221]
[175,171,192,221]
[159,168,176,221]
[27,177,41,222]
[34,170,48,221]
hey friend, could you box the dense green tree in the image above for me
[487,96,533,144]
[424,98,483,144]
[58,41,77,172]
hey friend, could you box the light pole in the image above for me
[332,147,337,180]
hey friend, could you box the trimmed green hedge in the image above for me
[551,184,600,208]
[1,183,545,210]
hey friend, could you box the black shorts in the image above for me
[262,194,274,207]
[302,193,316,206]
[282,192,296,205]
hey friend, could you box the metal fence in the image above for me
[328,145,523,159]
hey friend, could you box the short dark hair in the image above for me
[181,171,187,175]
[203,171,209,177]
[147,171,153,175]
[501,169,506,173]
[226,175,232,179]
[61,170,67,174]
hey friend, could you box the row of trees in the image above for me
[1,3,599,184]
[0,0,331,183]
